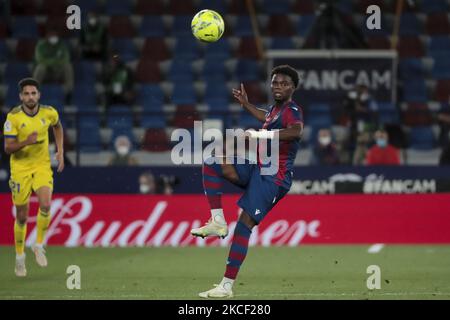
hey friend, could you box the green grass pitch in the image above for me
[1,245,449,300]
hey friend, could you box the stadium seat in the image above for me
[270,37,295,49]
[71,0,100,16]
[199,0,227,14]
[378,110,400,124]
[141,38,170,61]
[202,61,228,82]
[71,84,97,106]
[78,121,102,152]
[431,59,450,79]
[40,0,68,17]
[167,60,194,83]
[239,112,262,129]
[4,62,31,82]
[140,115,166,128]
[0,21,8,38]
[263,0,290,14]
[266,15,295,36]
[141,128,171,152]
[40,84,65,109]
[425,14,450,35]
[11,17,38,38]
[170,84,197,105]
[139,16,166,37]
[0,40,7,62]
[309,103,331,113]
[234,16,255,37]
[306,112,332,128]
[172,16,194,37]
[403,103,433,126]
[137,84,165,107]
[204,39,231,60]
[107,105,134,128]
[111,39,138,63]
[171,105,201,128]
[398,58,425,81]
[292,0,315,14]
[228,0,252,15]
[105,0,133,16]
[235,59,261,82]
[135,0,165,14]
[377,102,396,112]
[204,83,230,106]
[296,15,316,37]
[15,39,36,61]
[73,61,96,85]
[421,0,449,14]
[402,79,428,103]
[109,16,136,38]
[409,126,436,150]
[367,36,391,49]
[356,0,393,14]
[399,13,422,36]
[11,0,39,15]
[397,37,425,58]
[428,36,450,55]
[236,37,262,60]
[136,59,162,83]
[434,80,450,102]
[168,0,196,14]
[172,37,200,60]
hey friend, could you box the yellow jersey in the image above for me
[3,105,59,174]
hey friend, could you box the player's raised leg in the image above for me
[32,186,52,267]
[14,204,29,277]
[199,211,255,298]
[190,157,241,239]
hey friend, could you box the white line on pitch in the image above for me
[368,244,385,253]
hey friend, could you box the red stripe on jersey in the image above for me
[229,250,246,262]
[233,235,250,247]
[203,164,219,177]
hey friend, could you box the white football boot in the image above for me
[190,219,228,239]
[199,284,233,298]
[15,254,27,277]
[32,244,48,267]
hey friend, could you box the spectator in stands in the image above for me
[108,135,138,166]
[103,55,135,106]
[138,171,175,195]
[342,82,378,154]
[352,131,371,165]
[311,128,340,165]
[80,12,108,60]
[33,28,74,99]
[365,129,400,165]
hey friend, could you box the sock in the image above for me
[203,159,226,224]
[219,277,235,291]
[14,220,27,255]
[36,209,51,245]
[224,221,252,280]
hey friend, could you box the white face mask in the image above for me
[117,146,130,156]
[88,18,97,26]
[319,136,331,146]
[49,36,59,45]
[140,184,150,194]
[360,92,369,101]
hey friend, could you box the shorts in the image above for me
[232,158,289,224]
[9,168,53,206]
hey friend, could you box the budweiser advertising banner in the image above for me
[1,193,450,246]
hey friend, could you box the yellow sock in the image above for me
[14,220,27,255]
[36,209,51,245]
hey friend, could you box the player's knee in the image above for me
[15,207,28,224]
[39,203,51,213]
[239,211,257,230]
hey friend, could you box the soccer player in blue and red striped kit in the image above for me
[191,65,304,298]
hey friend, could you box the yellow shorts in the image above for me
[9,168,54,206]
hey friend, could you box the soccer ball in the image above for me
[191,9,225,43]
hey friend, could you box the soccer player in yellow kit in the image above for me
[3,78,64,277]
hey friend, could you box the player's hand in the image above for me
[56,151,65,173]
[26,131,38,145]
[232,83,249,107]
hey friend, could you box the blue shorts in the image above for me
[232,159,289,224]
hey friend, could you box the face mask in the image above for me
[49,36,59,45]
[140,184,150,194]
[319,136,331,146]
[117,146,129,156]
[376,138,387,148]
[360,93,369,101]
[88,18,97,26]
[49,143,56,153]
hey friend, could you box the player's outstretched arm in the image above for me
[245,123,303,141]
[232,83,266,123]
[4,132,38,154]
[52,122,65,173]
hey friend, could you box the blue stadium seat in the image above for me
[170,84,197,104]
[107,105,133,128]
[140,115,166,128]
[402,79,428,103]
[428,36,450,55]
[431,60,450,79]
[336,0,353,14]
[5,86,20,107]
[399,13,422,36]
[12,17,38,39]
[168,60,194,82]
[72,84,97,106]
[172,37,200,60]
[199,0,227,13]
[377,102,396,112]
[0,40,8,62]
[204,83,230,106]
[398,58,424,80]
[270,37,295,49]
[262,0,291,14]
[296,15,316,37]
[422,0,449,13]
[40,84,65,109]
[78,118,101,152]
[172,16,193,36]
[111,39,138,63]
[409,126,436,150]
[137,84,165,107]
[204,40,231,60]
[4,62,31,82]
[74,61,96,85]
[307,113,332,128]
[139,16,166,37]
[309,103,331,113]
[202,60,228,82]
[72,0,100,16]
[235,59,260,82]
[234,16,254,37]
[239,113,262,129]
[105,0,132,15]
[378,110,400,124]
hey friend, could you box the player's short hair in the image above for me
[271,65,299,88]
[18,78,40,92]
